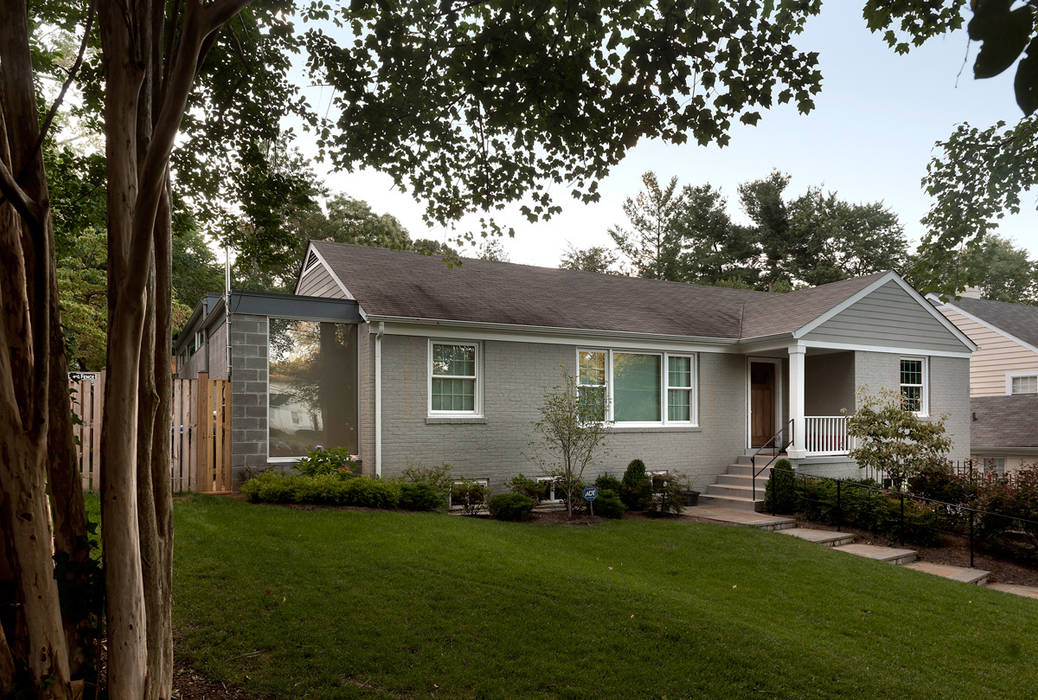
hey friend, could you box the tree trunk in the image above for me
[0,1,74,696]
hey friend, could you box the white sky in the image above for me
[292,4,1038,267]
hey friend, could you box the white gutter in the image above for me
[374,321,384,477]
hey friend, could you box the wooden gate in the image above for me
[70,370,233,493]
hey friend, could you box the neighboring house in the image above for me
[933,294,1038,472]
[177,242,976,508]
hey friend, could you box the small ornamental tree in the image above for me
[847,388,952,489]
[532,371,611,518]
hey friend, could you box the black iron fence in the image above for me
[768,465,1038,568]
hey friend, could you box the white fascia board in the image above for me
[371,316,740,354]
[294,242,354,300]
[939,301,1038,357]
[792,271,978,353]
[800,339,973,359]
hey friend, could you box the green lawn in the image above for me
[172,496,1038,698]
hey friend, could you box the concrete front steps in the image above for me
[699,455,782,511]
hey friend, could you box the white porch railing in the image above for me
[804,415,852,456]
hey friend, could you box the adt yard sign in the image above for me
[583,486,598,502]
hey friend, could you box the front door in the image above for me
[750,362,776,448]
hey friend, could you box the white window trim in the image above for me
[1005,370,1038,396]
[193,330,205,354]
[899,356,929,416]
[576,348,698,427]
[427,340,482,417]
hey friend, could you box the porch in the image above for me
[748,347,857,459]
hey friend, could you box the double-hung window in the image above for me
[578,350,608,421]
[899,357,927,415]
[429,342,480,415]
[577,349,697,426]
[1009,374,1038,395]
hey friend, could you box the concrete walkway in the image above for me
[685,505,1038,598]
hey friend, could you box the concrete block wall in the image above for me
[229,313,269,484]
[377,335,747,493]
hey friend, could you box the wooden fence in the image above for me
[70,370,233,493]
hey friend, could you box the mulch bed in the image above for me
[798,519,1038,586]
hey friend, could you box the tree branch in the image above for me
[34,0,96,156]
[0,158,42,229]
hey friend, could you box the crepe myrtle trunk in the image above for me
[96,1,251,696]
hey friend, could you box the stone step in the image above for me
[735,452,788,464]
[697,493,761,512]
[832,543,917,565]
[714,473,769,487]
[724,464,774,478]
[902,561,990,586]
[684,505,795,531]
[704,483,769,500]
[985,583,1038,599]
[778,528,856,547]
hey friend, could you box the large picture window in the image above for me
[429,342,480,415]
[268,319,358,459]
[899,357,927,415]
[577,349,696,426]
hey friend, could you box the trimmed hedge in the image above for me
[242,471,441,511]
[488,493,536,521]
[764,459,797,514]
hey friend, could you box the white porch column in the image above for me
[787,344,806,458]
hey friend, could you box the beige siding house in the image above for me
[933,295,1038,472]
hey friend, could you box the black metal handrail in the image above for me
[751,419,794,500]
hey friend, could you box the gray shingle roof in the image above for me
[950,297,1038,349]
[971,395,1038,450]
[311,241,890,340]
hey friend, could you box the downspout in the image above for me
[374,321,384,477]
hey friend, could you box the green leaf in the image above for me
[1016,37,1038,115]
[970,4,1032,80]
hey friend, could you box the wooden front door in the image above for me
[750,362,776,448]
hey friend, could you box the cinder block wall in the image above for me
[377,335,747,493]
[230,313,269,484]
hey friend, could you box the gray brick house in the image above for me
[175,241,977,508]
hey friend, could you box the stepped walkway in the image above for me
[684,505,1038,599]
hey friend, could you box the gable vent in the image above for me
[303,250,320,272]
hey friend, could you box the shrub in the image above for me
[399,481,445,511]
[346,478,401,509]
[908,463,973,504]
[292,474,351,505]
[794,477,940,546]
[488,493,536,521]
[508,473,550,501]
[645,473,684,517]
[452,478,489,514]
[401,463,454,502]
[594,474,623,494]
[295,446,360,479]
[591,489,626,519]
[621,459,652,510]
[764,459,797,514]
[241,470,302,503]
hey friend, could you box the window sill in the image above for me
[608,425,701,434]
[426,416,487,425]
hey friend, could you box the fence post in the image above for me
[195,371,210,492]
[836,481,841,533]
[969,509,975,569]
[899,493,905,545]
